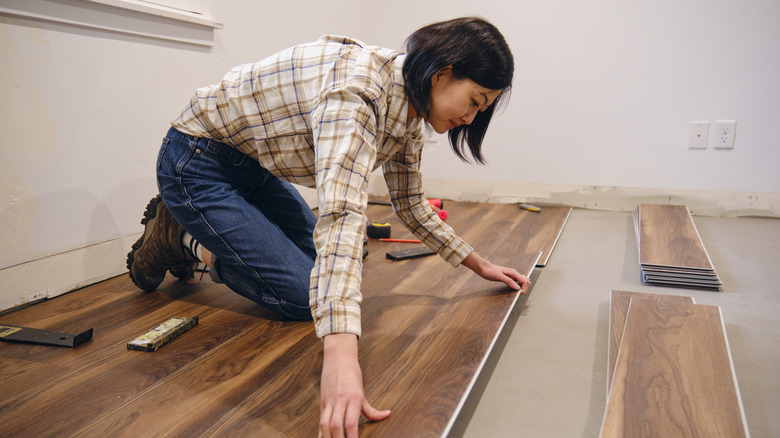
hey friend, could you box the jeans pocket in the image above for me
[200,139,248,167]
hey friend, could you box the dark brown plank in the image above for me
[175,202,534,437]
[361,252,540,438]
[601,298,748,437]
[607,291,694,393]
[516,206,572,266]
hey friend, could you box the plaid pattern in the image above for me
[173,36,472,338]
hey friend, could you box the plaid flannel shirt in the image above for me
[172,35,473,338]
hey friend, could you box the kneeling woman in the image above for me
[127,16,530,437]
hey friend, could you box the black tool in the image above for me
[367,222,392,239]
[386,246,436,261]
[0,324,93,348]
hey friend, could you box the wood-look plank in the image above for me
[0,201,549,437]
[601,298,749,438]
[180,202,537,437]
[358,208,542,437]
[518,206,572,267]
[607,291,694,393]
[362,252,540,438]
[641,274,722,288]
[636,204,716,271]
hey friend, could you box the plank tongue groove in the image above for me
[601,297,748,438]
[514,206,572,267]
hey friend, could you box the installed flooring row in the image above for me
[0,202,572,437]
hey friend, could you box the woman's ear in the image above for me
[431,65,454,87]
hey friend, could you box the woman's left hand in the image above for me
[461,251,532,293]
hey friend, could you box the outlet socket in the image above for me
[713,120,737,149]
[689,121,709,149]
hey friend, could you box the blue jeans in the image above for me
[156,127,317,320]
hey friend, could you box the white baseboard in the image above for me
[0,234,138,313]
[367,176,779,218]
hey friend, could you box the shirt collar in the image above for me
[387,54,423,139]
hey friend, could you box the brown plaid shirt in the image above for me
[173,35,472,338]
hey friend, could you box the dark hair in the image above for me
[403,17,514,164]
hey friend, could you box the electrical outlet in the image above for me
[689,121,709,149]
[713,120,736,149]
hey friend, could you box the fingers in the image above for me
[319,397,390,438]
[344,397,362,438]
[500,268,531,293]
[362,399,391,422]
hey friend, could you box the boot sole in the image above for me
[126,195,196,290]
[126,195,163,291]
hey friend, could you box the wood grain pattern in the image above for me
[634,204,721,289]
[0,201,552,437]
[515,206,572,267]
[601,298,748,438]
[607,291,694,393]
[635,204,715,270]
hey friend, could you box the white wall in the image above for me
[358,0,780,194]
[0,1,361,309]
[1,0,779,310]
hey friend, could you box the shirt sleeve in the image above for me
[309,86,379,339]
[382,137,474,267]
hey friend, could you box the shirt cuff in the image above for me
[436,236,474,268]
[312,299,362,339]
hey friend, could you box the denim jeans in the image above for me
[156,127,317,320]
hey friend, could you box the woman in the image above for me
[127,16,530,437]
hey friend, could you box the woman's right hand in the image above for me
[319,333,391,438]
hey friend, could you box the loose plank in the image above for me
[601,299,748,438]
[607,291,694,393]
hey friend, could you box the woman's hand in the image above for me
[461,252,532,293]
[319,333,391,438]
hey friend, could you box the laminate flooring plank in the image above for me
[72,320,315,437]
[190,202,526,437]
[0,201,542,437]
[636,204,716,270]
[601,299,749,438]
[358,212,542,437]
[516,206,572,267]
[640,266,720,278]
[361,251,540,437]
[0,279,277,437]
[642,273,722,287]
[607,291,694,394]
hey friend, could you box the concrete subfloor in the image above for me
[453,208,780,437]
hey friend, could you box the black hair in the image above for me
[403,17,514,164]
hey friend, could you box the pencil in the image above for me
[518,203,541,212]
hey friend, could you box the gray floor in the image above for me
[454,209,780,437]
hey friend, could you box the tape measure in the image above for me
[367,222,391,239]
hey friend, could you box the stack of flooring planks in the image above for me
[633,204,722,290]
[601,290,749,437]
[0,201,572,437]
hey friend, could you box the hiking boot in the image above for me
[126,195,199,291]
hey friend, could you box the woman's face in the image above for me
[426,66,501,134]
